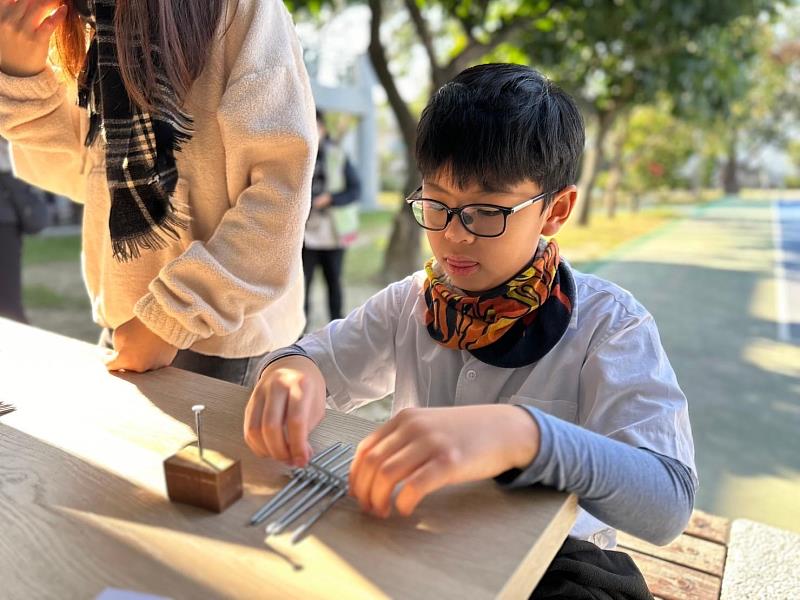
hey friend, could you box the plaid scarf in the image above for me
[78,0,190,262]
[423,239,575,368]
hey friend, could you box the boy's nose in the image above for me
[443,215,474,243]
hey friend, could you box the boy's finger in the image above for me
[243,386,269,457]
[350,417,400,486]
[284,382,310,466]
[369,442,430,518]
[350,429,411,512]
[261,380,290,462]
[394,458,450,517]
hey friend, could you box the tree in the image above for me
[519,0,776,224]
[289,0,777,274]
[673,10,797,193]
[620,103,694,209]
[367,0,565,281]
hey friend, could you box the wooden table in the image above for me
[0,319,576,600]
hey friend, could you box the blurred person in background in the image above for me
[303,110,361,324]
[0,135,48,323]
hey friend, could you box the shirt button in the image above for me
[465,369,478,381]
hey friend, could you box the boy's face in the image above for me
[423,174,577,292]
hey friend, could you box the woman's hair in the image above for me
[54,0,227,111]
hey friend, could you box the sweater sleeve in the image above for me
[133,0,317,348]
[0,68,89,203]
[497,405,697,546]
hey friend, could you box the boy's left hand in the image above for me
[105,317,179,373]
[349,405,540,518]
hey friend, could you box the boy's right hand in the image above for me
[243,355,327,467]
[0,0,67,78]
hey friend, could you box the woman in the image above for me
[0,0,317,385]
[303,110,361,324]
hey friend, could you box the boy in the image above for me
[244,64,696,566]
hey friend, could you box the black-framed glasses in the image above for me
[405,187,553,238]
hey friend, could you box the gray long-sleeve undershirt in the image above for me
[497,405,697,546]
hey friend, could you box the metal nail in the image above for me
[266,457,353,536]
[249,443,349,525]
[249,443,343,525]
[191,404,205,459]
[291,487,348,544]
[257,448,352,527]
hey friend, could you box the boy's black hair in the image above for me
[416,63,585,205]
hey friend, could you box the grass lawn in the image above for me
[22,234,82,266]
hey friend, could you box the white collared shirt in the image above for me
[297,267,696,544]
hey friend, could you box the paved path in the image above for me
[588,195,800,533]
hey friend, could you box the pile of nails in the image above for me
[249,442,354,544]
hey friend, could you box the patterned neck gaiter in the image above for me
[423,239,575,368]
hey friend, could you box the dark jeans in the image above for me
[0,222,27,324]
[302,246,345,321]
[100,328,266,387]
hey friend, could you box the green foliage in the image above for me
[682,11,798,135]
[622,104,694,193]
[525,1,777,115]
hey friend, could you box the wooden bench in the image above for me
[617,510,731,600]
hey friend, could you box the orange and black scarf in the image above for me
[423,239,575,367]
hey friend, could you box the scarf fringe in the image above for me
[111,211,188,263]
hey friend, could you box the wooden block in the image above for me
[163,445,242,513]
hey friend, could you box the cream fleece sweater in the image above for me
[0,0,317,358]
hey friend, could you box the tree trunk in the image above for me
[370,0,539,280]
[722,128,740,195]
[631,193,641,213]
[602,113,628,219]
[576,109,615,227]
[381,144,422,283]
[368,0,423,282]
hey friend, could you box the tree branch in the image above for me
[403,0,447,87]
[444,16,525,77]
[368,0,418,152]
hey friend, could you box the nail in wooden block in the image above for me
[164,445,243,512]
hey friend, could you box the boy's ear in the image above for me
[541,185,577,237]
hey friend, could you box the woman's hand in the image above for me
[105,317,179,373]
[349,405,541,518]
[0,0,67,78]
